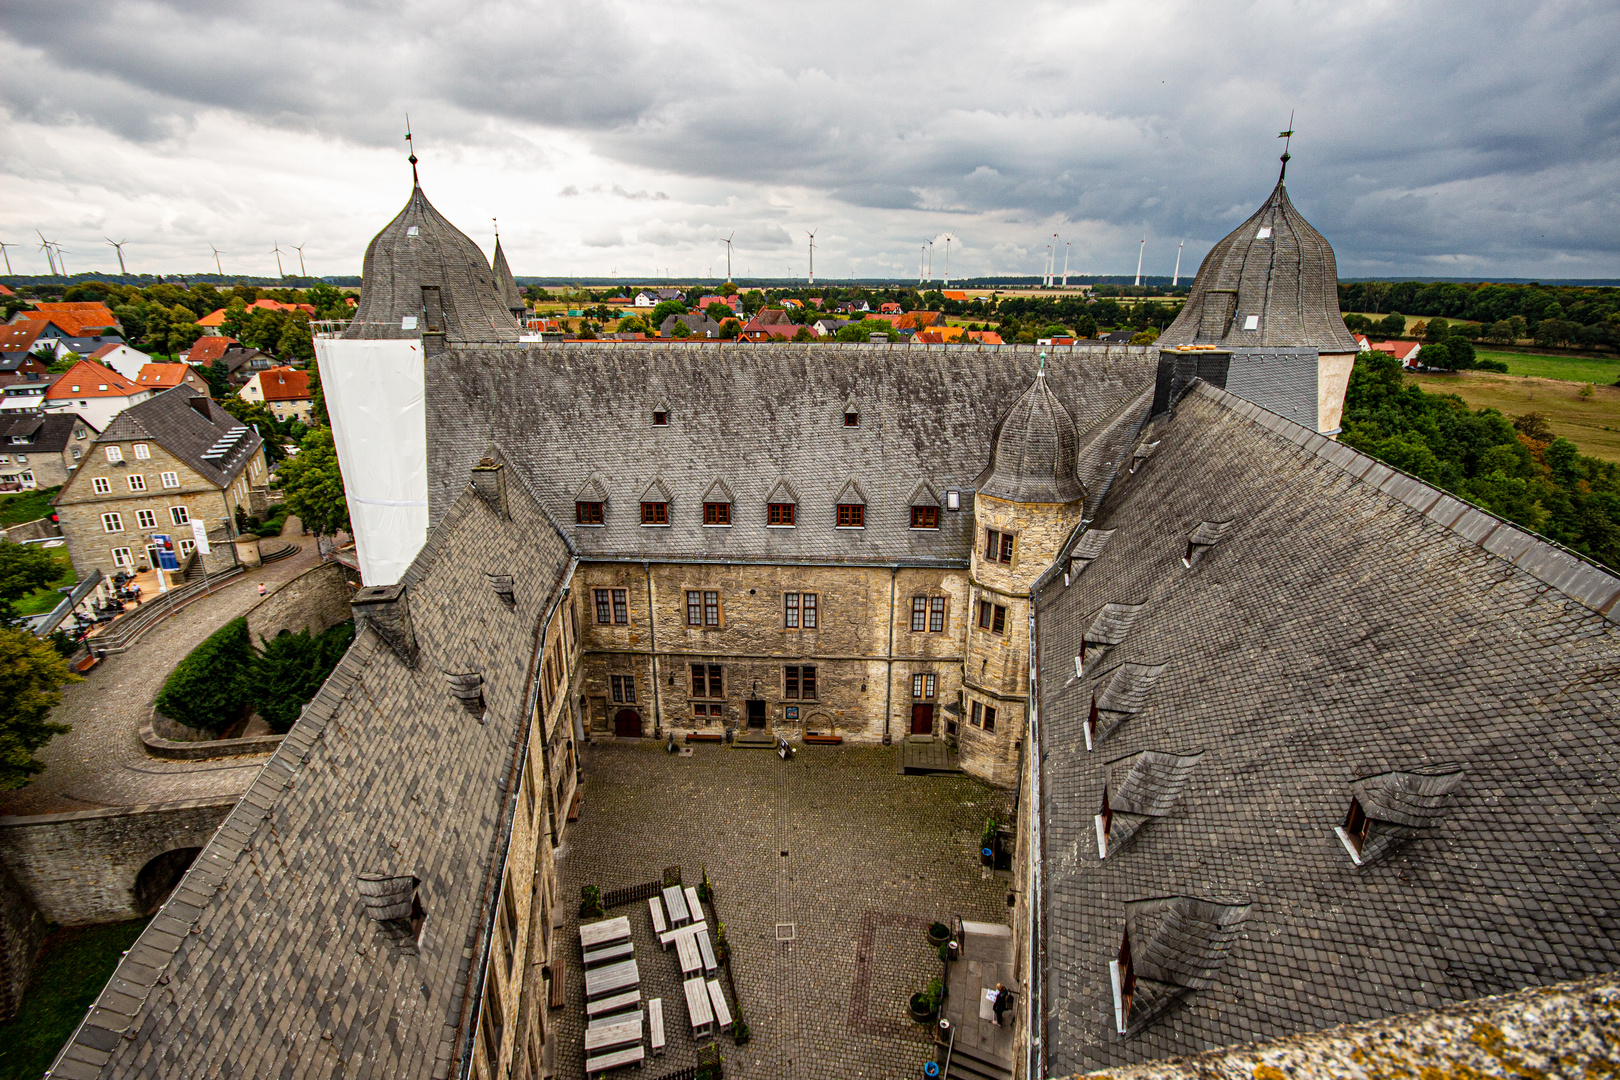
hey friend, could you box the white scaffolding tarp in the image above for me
[314,337,427,586]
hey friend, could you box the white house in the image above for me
[42,359,153,431]
[88,343,154,382]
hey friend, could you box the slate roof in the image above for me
[1159,180,1358,353]
[0,412,89,453]
[91,386,262,488]
[425,342,1158,564]
[490,238,525,317]
[343,184,520,344]
[1033,380,1620,1074]
[974,369,1085,504]
[50,469,575,1080]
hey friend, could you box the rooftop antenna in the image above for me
[1172,240,1184,287]
[1134,236,1145,288]
[36,231,58,276]
[1061,241,1070,287]
[405,114,420,186]
[723,232,734,282]
[210,244,226,277]
[1278,110,1295,183]
[806,229,816,285]
[293,242,307,277]
[0,240,14,275]
[105,238,129,275]
[272,241,286,278]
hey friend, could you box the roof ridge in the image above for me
[1189,380,1620,621]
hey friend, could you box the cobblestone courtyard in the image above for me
[554,741,1015,1080]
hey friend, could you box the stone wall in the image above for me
[0,798,234,925]
[244,560,353,643]
[1,517,60,544]
[0,858,46,1022]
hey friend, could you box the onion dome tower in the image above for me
[491,234,526,325]
[975,365,1086,506]
[343,152,519,344]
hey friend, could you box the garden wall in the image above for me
[0,859,46,1022]
[244,561,352,642]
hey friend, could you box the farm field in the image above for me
[1473,350,1620,385]
[1408,371,1620,463]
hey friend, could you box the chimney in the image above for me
[470,457,508,519]
[352,583,419,667]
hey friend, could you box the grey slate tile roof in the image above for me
[425,342,1157,565]
[1158,182,1359,354]
[490,239,525,317]
[94,386,261,487]
[0,411,88,453]
[974,369,1086,504]
[1033,381,1620,1074]
[51,460,574,1080]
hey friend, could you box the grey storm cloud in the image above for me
[2,0,1618,277]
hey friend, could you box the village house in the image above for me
[181,336,277,383]
[135,362,212,395]
[0,373,58,414]
[41,359,151,430]
[52,386,268,580]
[195,297,317,336]
[88,342,154,381]
[238,366,315,423]
[0,347,50,379]
[0,413,97,490]
[659,311,720,338]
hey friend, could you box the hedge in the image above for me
[248,621,355,733]
[154,618,253,733]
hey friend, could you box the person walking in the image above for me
[992,982,1012,1027]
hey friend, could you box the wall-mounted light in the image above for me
[946,490,961,511]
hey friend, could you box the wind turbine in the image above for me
[1172,240,1184,287]
[272,242,287,278]
[1062,242,1071,287]
[55,247,70,278]
[1133,237,1145,288]
[36,231,58,276]
[105,238,129,275]
[723,232,734,282]
[806,229,816,285]
[1051,233,1059,288]
[919,243,926,286]
[943,235,953,286]
[210,245,226,277]
[0,240,13,275]
[293,243,308,277]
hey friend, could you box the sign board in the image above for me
[190,519,211,555]
[152,533,180,572]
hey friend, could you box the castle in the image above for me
[47,162,1620,1080]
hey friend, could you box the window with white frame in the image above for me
[178,539,195,557]
[170,505,189,525]
[127,474,146,491]
[134,443,150,459]
[105,446,123,463]
[136,509,157,529]
[102,512,124,532]
[92,477,111,494]
[111,547,133,567]
[160,471,179,489]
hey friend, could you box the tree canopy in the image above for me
[0,624,76,789]
[0,543,63,623]
[278,426,349,536]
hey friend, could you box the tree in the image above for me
[718,318,741,341]
[1377,313,1406,338]
[166,317,204,357]
[206,360,232,398]
[246,621,355,733]
[650,299,687,326]
[0,543,61,623]
[218,398,289,464]
[720,281,738,297]
[1420,339,1457,370]
[671,320,693,339]
[0,625,76,789]
[792,326,815,342]
[1073,312,1099,339]
[279,426,349,536]
[1129,327,1161,345]
[1424,318,1450,342]
[835,319,902,343]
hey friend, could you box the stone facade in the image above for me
[54,433,267,581]
[243,561,353,642]
[0,858,46,1022]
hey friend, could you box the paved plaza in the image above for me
[554,741,1015,1080]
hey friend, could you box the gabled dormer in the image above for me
[834,478,867,528]
[1335,763,1465,866]
[1111,895,1251,1036]
[639,478,672,526]
[1096,749,1204,858]
[766,478,798,527]
[1084,661,1166,749]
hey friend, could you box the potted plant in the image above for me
[909,976,944,1023]
[579,884,603,918]
[715,923,730,964]
[927,921,951,947]
[980,816,999,866]
[698,867,713,904]
[731,1017,750,1045]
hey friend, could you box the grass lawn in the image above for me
[1408,371,1620,463]
[11,544,76,617]
[0,486,60,527]
[1473,350,1620,385]
[0,918,150,1080]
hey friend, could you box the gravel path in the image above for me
[0,531,327,818]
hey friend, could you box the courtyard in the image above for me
[552,741,1016,1079]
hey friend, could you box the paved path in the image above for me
[0,532,326,818]
[555,742,1014,1080]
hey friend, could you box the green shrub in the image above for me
[155,618,253,733]
[247,620,354,733]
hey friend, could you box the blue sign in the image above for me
[152,534,180,571]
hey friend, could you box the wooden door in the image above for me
[614,709,641,738]
[746,700,766,728]
[911,703,934,735]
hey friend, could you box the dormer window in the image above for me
[445,672,486,720]
[1077,603,1146,676]
[844,412,859,427]
[768,502,795,526]
[1111,896,1251,1036]
[1082,662,1165,750]
[836,504,864,528]
[1183,520,1234,567]
[1066,528,1116,585]
[575,502,603,525]
[703,501,730,526]
[1095,749,1204,858]
[641,501,668,525]
[910,505,938,529]
[1334,763,1465,866]
[653,411,668,426]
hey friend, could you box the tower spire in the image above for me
[406,114,420,187]
[1278,110,1295,183]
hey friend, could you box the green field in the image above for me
[1408,371,1620,463]
[11,544,76,617]
[0,486,59,527]
[0,919,150,1080]
[1473,350,1620,385]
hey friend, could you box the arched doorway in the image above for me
[614,709,642,738]
[133,847,203,915]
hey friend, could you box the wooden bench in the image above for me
[567,789,584,822]
[588,1003,640,1029]
[685,731,724,743]
[658,920,706,951]
[683,976,714,1038]
[585,1013,642,1052]
[585,989,640,1019]
[696,928,718,976]
[583,939,634,968]
[585,1045,645,1074]
[648,896,667,937]
[706,979,733,1032]
[684,886,703,923]
[803,732,842,744]
[648,998,665,1055]
[580,916,632,950]
[675,932,702,977]
[549,957,566,1009]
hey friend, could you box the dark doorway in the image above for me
[614,709,642,738]
[746,700,766,728]
[133,847,202,915]
[911,704,935,736]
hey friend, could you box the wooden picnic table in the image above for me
[659,919,706,951]
[683,976,714,1036]
[675,931,702,977]
[662,885,690,926]
[579,916,632,950]
[585,989,640,1018]
[583,1013,642,1054]
[583,958,640,1000]
[585,1045,645,1074]
[582,939,634,968]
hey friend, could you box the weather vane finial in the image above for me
[493,216,499,240]
[1277,110,1295,183]
[405,114,419,186]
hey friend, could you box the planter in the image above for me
[908,993,937,1024]
[926,922,951,947]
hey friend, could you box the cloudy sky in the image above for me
[2,0,1617,282]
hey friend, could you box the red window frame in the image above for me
[576,501,604,524]
[768,502,796,526]
[836,503,864,528]
[911,505,939,529]
[704,502,731,525]
[641,501,668,525]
